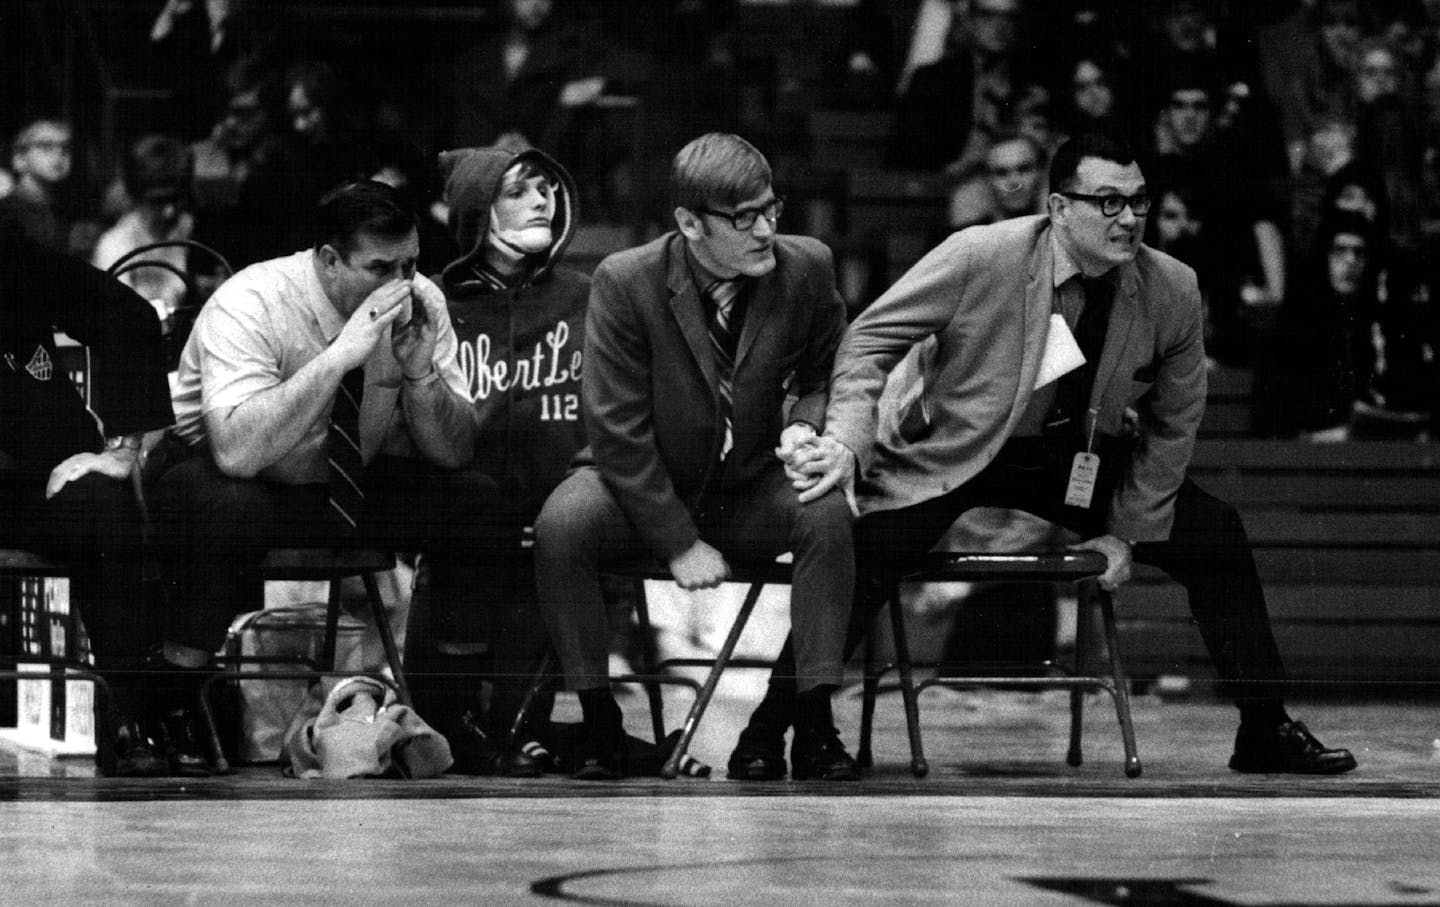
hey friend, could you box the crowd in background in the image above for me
[4,0,1440,441]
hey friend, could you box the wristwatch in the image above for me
[105,434,142,451]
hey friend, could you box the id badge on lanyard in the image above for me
[1064,408,1100,509]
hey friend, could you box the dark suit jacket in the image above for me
[580,232,847,560]
[827,215,1206,543]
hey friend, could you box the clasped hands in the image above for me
[332,279,443,380]
[776,423,854,504]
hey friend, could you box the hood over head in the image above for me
[438,145,577,289]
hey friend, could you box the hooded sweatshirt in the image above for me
[436,146,589,525]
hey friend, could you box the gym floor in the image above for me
[3,681,1438,905]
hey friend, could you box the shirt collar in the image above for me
[684,242,736,296]
[1049,229,1120,292]
[1050,229,1084,290]
[304,249,348,342]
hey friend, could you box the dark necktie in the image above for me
[705,279,742,460]
[1047,276,1114,438]
[327,367,367,530]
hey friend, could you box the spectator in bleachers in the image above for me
[1256,0,1369,174]
[225,60,372,267]
[847,0,954,99]
[1276,212,1384,440]
[1289,114,1360,264]
[1145,69,1288,365]
[888,0,1044,175]
[1144,183,1231,363]
[1056,53,1140,149]
[147,0,279,139]
[150,181,497,775]
[190,57,283,214]
[1307,0,1370,122]
[631,2,742,233]
[1352,37,1428,247]
[948,131,1046,229]
[1,219,175,777]
[443,0,612,158]
[401,144,590,777]
[0,117,89,256]
[534,133,858,782]
[1312,165,1438,438]
[92,134,195,334]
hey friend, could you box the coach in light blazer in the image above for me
[534,133,860,783]
[745,132,1358,777]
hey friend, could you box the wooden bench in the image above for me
[1116,439,1440,694]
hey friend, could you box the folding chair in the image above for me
[195,547,409,774]
[512,560,792,779]
[859,551,1142,778]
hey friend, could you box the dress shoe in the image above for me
[447,709,542,777]
[726,724,788,781]
[791,726,861,781]
[111,720,168,778]
[571,732,627,781]
[573,693,628,781]
[162,708,212,777]
[1228,719,1358,775]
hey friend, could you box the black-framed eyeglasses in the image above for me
[694,197,784,231]
[1059,191,1151,217]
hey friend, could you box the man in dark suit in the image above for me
[756,132,1357,776]
[533,133,859,781]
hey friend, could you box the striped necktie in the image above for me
[327,367,367,530]
[706,279,741,461]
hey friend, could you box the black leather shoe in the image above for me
[791,727,860,781]
[162,708,212,777]
[726,724,788,780]
[1229,720,1358,775]
[448,710,542,777]
[571,712,628,781]
[111,720,168,778]
[571,733,627,781]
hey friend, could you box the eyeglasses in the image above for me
[694,197,784,231]
[1060,191,1151,217]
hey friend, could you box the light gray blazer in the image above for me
[825,214,1206,543]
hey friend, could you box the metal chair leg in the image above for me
[1067,584,1089,768]
[661,581,763,779]
[887,588,928,778]
[321,575,341,672]
[510,647,557,743]
[196,673,233,775]
[631,576,668,745]
[1096,588,1142,777]
[360,570,409,705]
[858,625,879,770]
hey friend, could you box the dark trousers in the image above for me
[0,466,154,692]
[151,447,524,658]
[768,437,1290,709]
[533,465,855,693]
